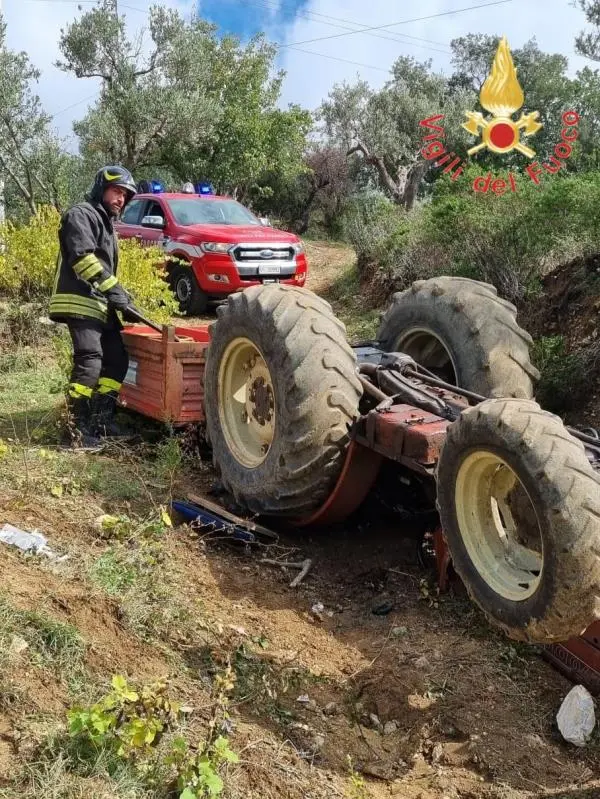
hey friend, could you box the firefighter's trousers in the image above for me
[66,315,129,400]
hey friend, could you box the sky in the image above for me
[1,0,595,151]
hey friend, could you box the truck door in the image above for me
[115,197,145,240]
[138,198,168,246]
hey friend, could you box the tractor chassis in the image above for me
[296,343,600,694]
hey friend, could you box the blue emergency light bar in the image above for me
[143,179,214,195]
[196,181,214,195]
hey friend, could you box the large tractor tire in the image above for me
[436,397,600,643]
[204,285,362,516]
[377,277,539,398]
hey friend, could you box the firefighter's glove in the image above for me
[121,305,141,324]
[103,284,132,311]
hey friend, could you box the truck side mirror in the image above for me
[141,215,165,229]
[259,217,270,227]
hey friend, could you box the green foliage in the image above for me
[427,170,600,300]
[575,0,600,61]
[341,193,445,296]
[0,205,177,321]
[346,755,370,799]
[347,170,600,302]
[342,194,409,272]
[117,237,179,323]
[320,56,473,207]
[167,665,238,799]
[0,206,61,299]
[169,734,239,799]
[93,510,171,543]
[532,335,589,412]
[0,15,79,217]
[68,674,180,762]
[58,3,311,199]
[65,668,238,798]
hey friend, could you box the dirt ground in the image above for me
[0,241,599,798]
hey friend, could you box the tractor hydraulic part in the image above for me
[373,368,457,422]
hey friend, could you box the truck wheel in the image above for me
[377,277,539,397]
[436,398,600,643]
[204,285,362,515]
[170,264,208,316]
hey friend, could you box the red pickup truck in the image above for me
[115,192,308,315]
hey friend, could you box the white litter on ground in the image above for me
[0,523,69,562]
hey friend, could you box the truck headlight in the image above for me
[201,242,232,254]
[293,242,304,255]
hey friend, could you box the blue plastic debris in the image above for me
[171,500,256,544]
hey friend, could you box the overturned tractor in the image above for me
[120,278,600,648]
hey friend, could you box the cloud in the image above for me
[198,0,311,40]
[2,0,593,150]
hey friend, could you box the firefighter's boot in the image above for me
[91,390,129,439]
[64,392,101,450]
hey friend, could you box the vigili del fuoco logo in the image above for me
[419,36,580,194]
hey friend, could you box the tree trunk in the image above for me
[0,154,37,215]
[347,139,424,211]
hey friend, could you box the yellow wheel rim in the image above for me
[454,450,542,601]
[218,337,276,468]
[394,326,457,385]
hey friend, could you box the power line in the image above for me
[24,0,465,98]
[241,0,452,53]
[50,92,98,119]
[22,0,410,76]
[287,46,391,74]
[281,0,514,49]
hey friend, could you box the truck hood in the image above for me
[181,224,299,244]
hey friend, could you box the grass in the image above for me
[0,595,85,677]
[89,550,138,595]
[0,354,64,442]
[85,458,149,502]
[88,531,196,645]
[0,678,24,712]
[0,749,152,799]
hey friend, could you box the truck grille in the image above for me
[232,244,294,263]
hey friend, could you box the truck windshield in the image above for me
[166,198,261,226]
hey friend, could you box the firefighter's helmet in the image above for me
[90,165,137,205]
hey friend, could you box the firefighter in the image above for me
[49,165,139,446]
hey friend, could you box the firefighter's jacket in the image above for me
[49,201,130,324]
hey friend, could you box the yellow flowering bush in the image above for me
[0,205,60,299]
[0,206,177,322]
